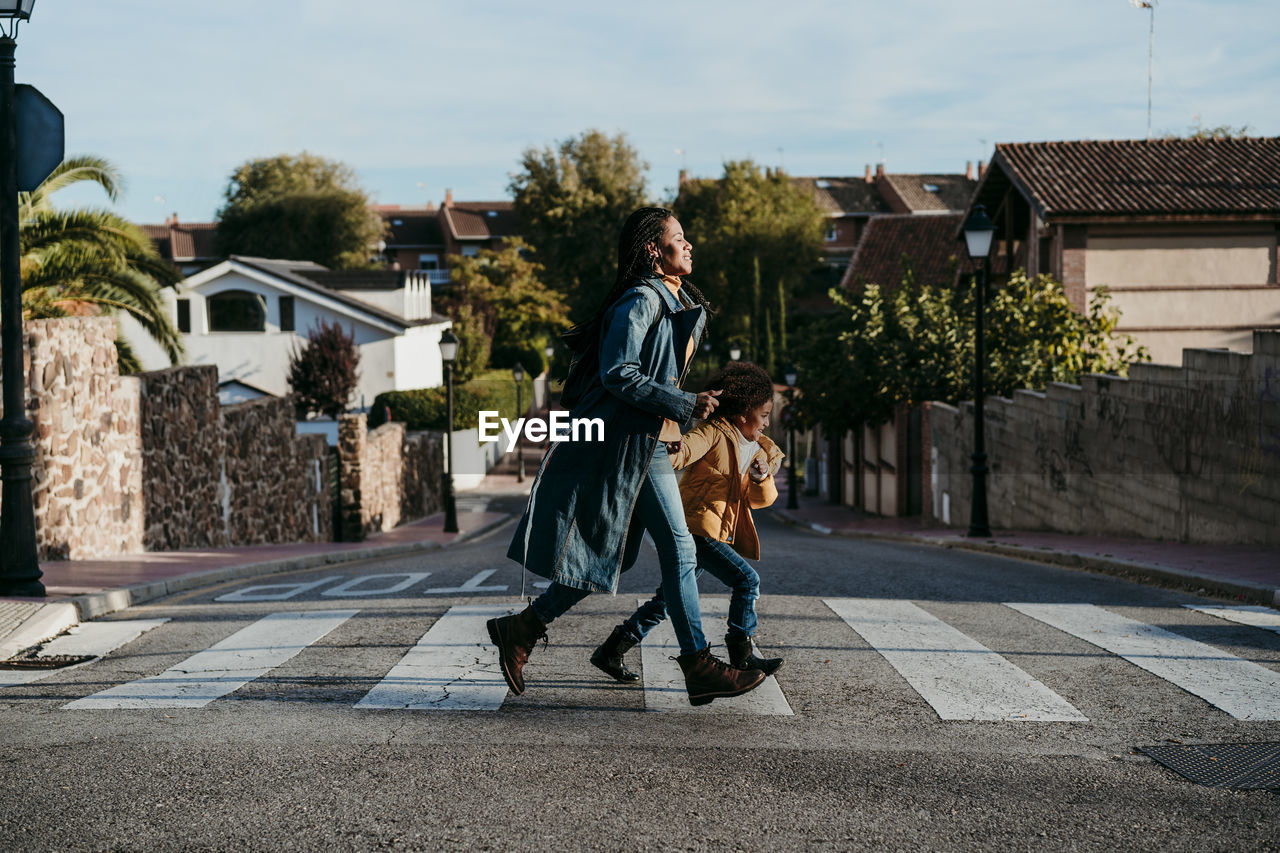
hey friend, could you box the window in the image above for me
[461,245,480,257]
[825,223,839,242]
[176,299,191,334]
[815,179,831,189]
[279,296,295,332]
[207,289,267,332]
[922,183,940,193]
[486,210,498,218]
[418,253,440,270]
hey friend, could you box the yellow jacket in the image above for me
[670,418,785,560]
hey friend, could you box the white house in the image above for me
[122,256,453,407]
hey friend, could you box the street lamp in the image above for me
[512,362,526,483]
[963,204,995,538]
[0,0,42,597]
[783,363,799,511]
[729,342,742,362]
[439,328,459,534]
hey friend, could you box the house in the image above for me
[141,214,221,276]
[376,204,448,281]
[964,136,1280,363]
[840,213,965,292]
[121,256,452,407]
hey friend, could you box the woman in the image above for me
[487,207,767,707]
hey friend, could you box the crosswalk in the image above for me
[7,599,1278,720]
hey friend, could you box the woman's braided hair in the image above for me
[703,361,774,421]
[562,207,714,355]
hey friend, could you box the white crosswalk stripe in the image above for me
[34,599,1280,720]
[356,604,509,711]
[62,610,356,710]
[1006,602,1280,721]
[639,597,793,715]
[824,598,1087,721]
[1185,604,1280,636]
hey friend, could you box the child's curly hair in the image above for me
[703,361,774,421]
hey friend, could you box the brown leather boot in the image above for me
[486,606,546,695]
[676,646,766,706]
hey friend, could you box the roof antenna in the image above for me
[1131,0,1158,138]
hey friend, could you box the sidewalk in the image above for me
[769,478,1280,609]
[0,505,512,660]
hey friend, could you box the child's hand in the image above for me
[748,458,768,482]
[665,440,683,456]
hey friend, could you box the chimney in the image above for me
[875,162,885,179]
[444,188,453,207]
[977,160,987,179]
[965,161,974,181]
[864,164,872,183]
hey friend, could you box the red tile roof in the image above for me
[991,137,1280,218]
[443,201,521,240]
[880,174,976,213]
[791,177,890,215]
[840,213,964,291]
[141,221,219,262]
[379,210,444,247]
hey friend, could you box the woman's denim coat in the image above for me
[506,276,706,593]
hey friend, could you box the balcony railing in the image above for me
[423,269,451,285]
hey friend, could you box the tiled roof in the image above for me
[992,137,1280,217]
[229,256,424,328]
[840,213,964,291]
[141,221,220,261]
[881,174,976,213]
[443,201,521,240]
[304,270,417,290]
[791,177,889,215]
[378,210,444,247]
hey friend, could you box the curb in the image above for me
[1,512,513,657]
[769,508,1280,609]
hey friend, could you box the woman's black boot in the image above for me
[590,626,641,683]
[725,631,783,677]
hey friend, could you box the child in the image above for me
[590,361,786,682]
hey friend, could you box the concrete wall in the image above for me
[931,330,1280,545]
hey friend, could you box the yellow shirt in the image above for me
[658,275,697,442]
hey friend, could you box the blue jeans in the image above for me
[620,536,760,643]
[529,442,707,655]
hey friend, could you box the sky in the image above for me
[15,0,1280,224]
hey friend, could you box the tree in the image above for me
[288,319,360,419]
[447,304,490,385]
[673,161,825,373]
[19,156,183,373]
[793,268,1149,434]
[509,130,650,319]
[444,239,569,369]
[216,152,384,270]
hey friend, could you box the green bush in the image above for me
[489,342,549,375]
[369,385,497,431]
[465,369,536,422]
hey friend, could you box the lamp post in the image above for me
[963,205,995,538]
[438,328,459,534]
[784,363,799,511]
[0,0,43,597]
[728,342,742,362]
[512,362,526,483]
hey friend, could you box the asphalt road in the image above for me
[1,496,1277,851]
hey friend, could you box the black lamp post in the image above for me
[784,363,799,511]
[512,362,526,483]
[0,0,43,597]
[728,342,742,362]
[963,205,995,538]
[439,328,459,533]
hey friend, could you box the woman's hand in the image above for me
[693,389,722,420]
[748,458,769,482]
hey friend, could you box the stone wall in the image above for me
[338,414,443,541]
[223,397,332,545]
[10,316,340,558]
[931,330,1280,545]
[136,365,228,551]
[20,318,144,559]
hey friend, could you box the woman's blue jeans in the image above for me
[620,535,760,643]
[528,442,707,656]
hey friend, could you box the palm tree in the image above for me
[19,156,183,373]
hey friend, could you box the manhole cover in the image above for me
[1138,742,1280,790]
[0,654,96,670]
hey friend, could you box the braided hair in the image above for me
[562,207,715,355]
